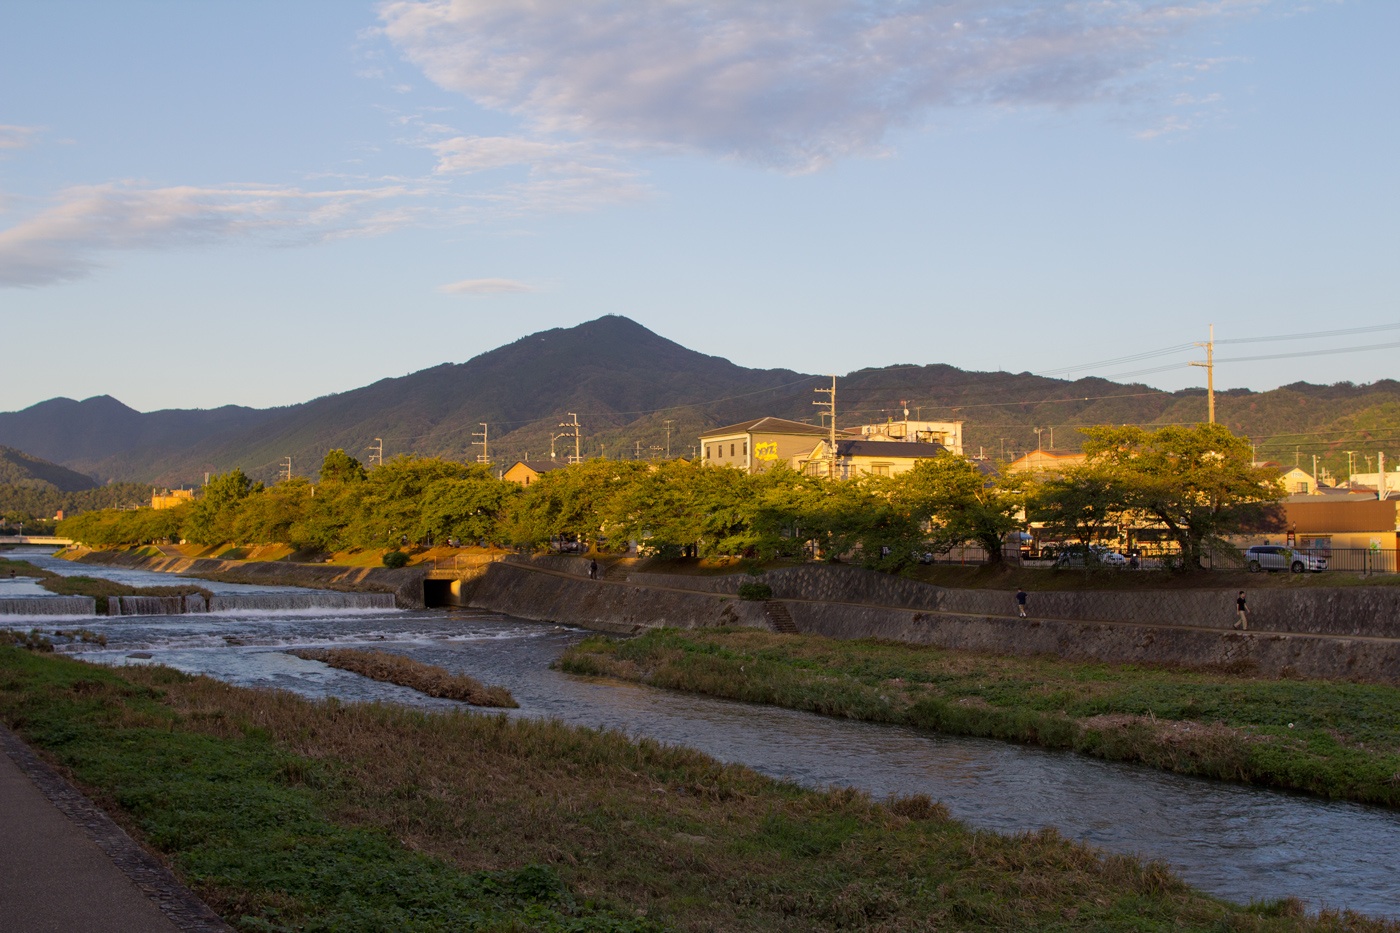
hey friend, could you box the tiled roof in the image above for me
[509,460,569,473]
[702,416,856,438]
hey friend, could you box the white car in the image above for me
[1244,545,1326,573]
[1096,550,1128,567]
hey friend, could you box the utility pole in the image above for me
[634,440,643,460]
[1034,427,1044,451]
[368,438,383,467]
[814,376,837,479]
[554,413,581,464]
[999,438,1006,460]
[664,420,673,459]
[1345,450,1356,484]
[472,423,490,464]
[1189,324,1216,423]
[1295,446,1300,467]
[280,457,292,483]
[1312,454,1319,492]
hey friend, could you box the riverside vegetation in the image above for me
[1,648,1395,932]
[287,647,518,707]
[56,421,1284,575]
[559,629,1400,808]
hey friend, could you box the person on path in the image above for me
[588,559,598,580]
[1015,588,1028,618]
[1234,591,1249,630]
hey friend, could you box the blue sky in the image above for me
[2,0,1396,414]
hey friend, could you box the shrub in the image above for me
[382,550,409,569]
[738,582,772,601]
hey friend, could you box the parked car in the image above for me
[1053,545,1125,569]
[1244,545,1326,573]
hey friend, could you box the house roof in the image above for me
[506,460,569,474]
[833,439,946,459]
[702,416,858,438]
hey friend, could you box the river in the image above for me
[4,548,1399,918]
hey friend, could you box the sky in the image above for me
[1,0,1396,414]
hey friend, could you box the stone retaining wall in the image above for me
[470,561,769,634]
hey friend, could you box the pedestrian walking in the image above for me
[1234,591,1249,630]
[588,559,598,580]
[1015,588,1028,618]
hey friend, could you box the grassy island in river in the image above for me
[559,628,1400,808]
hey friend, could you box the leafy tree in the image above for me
[183,469,261,545]
[894,452,1025,565]
[1080,423,1285,570]
[1027,466,1125,552]
[344,456,480,547]
[319,449,367,484]
[417,469,515,545]
[507,460,650,550]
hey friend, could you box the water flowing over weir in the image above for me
[0,597,96,616]
[105,592,397,616]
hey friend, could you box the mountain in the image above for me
[2,315,1398,486]
[0,446,99,492]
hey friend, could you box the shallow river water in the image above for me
[5,548,1400,918]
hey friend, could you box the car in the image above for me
[1244,545,1326,574]
[1053,545,1125,569]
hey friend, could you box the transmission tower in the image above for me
[367,438,383,467]
[280,457,293,483]
[664,419,673,459]
[472,423,490,464]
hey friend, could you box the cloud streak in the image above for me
[438,277,534,294]
[0,125,42,151]
[380,0,1274,172]
[0,181,417,287]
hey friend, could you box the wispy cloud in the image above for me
[438,277,534,294]
[0,181,419,287]
[380,0,1278,172]
[0,125,42,151]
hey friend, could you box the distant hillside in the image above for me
[0,445,98,491]
[2,315,1398,486]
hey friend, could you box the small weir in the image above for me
[105,592,397,616]
[0,597,97,617]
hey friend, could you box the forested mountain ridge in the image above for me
[2,315,1397,486]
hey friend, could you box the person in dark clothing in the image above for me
[1015,588,1028,618]
[1234,591,1249,630]
[588,559,598,580]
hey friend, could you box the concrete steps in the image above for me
[764,601,799,634]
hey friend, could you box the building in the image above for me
[699,417,857,473]
[799,438,946,479]
[856,419,963,456]
[1003,450,1087,475]
[502,460,569,486]
[151,488,194,510]
[1282,490,1399,572]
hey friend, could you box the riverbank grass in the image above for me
[4,649,1389,931]
[559,628,1400,808]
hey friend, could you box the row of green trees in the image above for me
[57,423,1285,571]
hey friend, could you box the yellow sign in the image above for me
[755,441,779,461]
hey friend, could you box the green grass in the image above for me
[559,629,1400,808]
[3,648,1390,931]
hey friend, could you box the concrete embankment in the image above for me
[467,558,1400,683]
[467,555,770,634]
[74,551,428,609]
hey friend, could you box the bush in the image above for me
[738,582,772,601]
[382,550,409,569]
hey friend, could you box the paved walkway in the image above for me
[0,726,230,933]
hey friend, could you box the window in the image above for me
[705,445,710,460]
[743,441,748,456]
[869,463,891,476]
[730,443,735,457]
